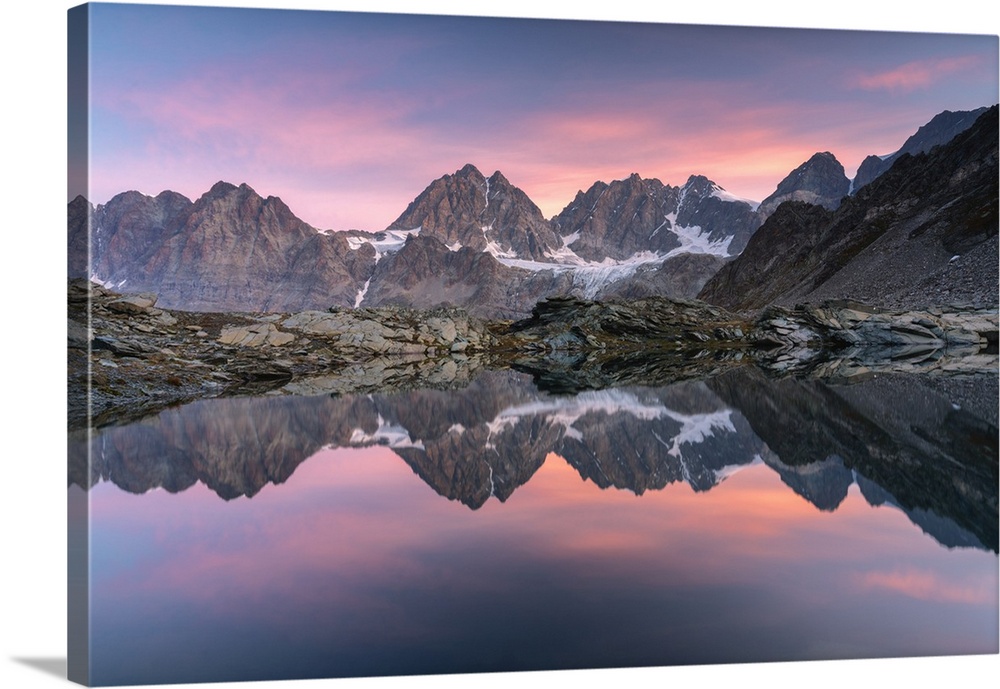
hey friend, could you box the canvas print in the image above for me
[67,2,999,686]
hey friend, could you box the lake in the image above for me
[69,366,998,686]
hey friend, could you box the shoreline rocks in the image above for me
[68,279,998,431]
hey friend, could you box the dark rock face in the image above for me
[551,173,683,260]
[699,106,999,311]
[675,175,762,254]
[386,163,563,261]
[87,182,374,312]
[757,152,850,218]
[361,234,575,320]
[551,173,760,261]
[698,201,835,310]
[92,188,194,286]
[853,107,989,192]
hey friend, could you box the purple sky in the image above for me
[80,3,997,232]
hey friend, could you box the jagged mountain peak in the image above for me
[808,151,838,163]
[782,152,845,184]
[192,181,302,226]
[103,188,154,207]
[207,180,239,195]
[385,163,560,261]
[758,151,850,218]
[69,193,92,210]
[199,180,265,203]
[681,174,722,197]
[456,162,482,176]
[487,168,511,185]
[852,106,990,193]
[447,166,520,195]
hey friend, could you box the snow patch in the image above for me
[349,414,425,450]
[714,453,763,482]
[659,409,737,459]
[662,213,733,259]
[354,278,371,308]
[346,227,422,261]
[711,186,760,211]
[485,389,676,447]
[483,224,517,259]
[498,214,731,298]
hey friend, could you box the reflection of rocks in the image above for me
[762,450,855,512]
[73,366,998,552]
[556,383,765,494]
[77,395,351,499]
[360,372,556,508]
[754,301,997,349]
[73,372,765,507]
[509,348,748,395]
[855,474,988,550]
[709,367,999,552]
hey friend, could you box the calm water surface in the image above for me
[74,368,999,686]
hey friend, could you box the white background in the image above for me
[2,2,998,688]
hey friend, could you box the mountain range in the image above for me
[68,106,994,317]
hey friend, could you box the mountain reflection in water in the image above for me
[73,368,998,551]
[73,366,998,685]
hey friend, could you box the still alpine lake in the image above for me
[72,366,999,686]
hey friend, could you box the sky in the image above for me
[76,2,999,232]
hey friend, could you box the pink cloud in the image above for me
[473,98,898,216]
[857,568,998,605]
[88,60,987,232]
[852,55,982,92]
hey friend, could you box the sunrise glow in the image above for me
[78,4,998,231]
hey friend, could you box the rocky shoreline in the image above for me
[68,279,999,431]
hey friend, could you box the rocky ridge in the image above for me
[853,107,989,192]
[502,295,997,388]
[699,106,999,311]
